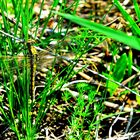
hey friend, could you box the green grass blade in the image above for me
[128,50,133,76]
[133,0,140,20]
[53,12,140,50]
[113,0,140,36]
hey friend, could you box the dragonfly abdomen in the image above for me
[28,43,38,101]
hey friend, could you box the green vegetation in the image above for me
[0,0,140,139]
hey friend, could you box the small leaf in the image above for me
[105,54,128,96]
[113,53,128,82]
[105,73,118,96]
[136,95,140,105]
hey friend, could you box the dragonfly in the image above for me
[0,31,139,102]
[0,30,76,102]
[0,42,68,101]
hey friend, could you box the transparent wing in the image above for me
[0,55,31,73]
[0,55,31,87]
